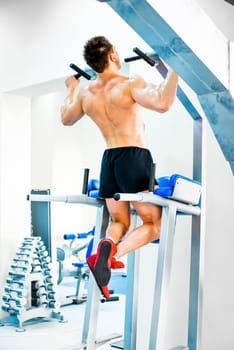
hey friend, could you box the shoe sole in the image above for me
[94,240,112,286]
[87,257,109,298]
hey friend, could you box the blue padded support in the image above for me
[88,179,102,199]
[155,174,201,197]
[156,174,202,205]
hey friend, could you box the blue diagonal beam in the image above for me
[198,91,234,161]
[99,0,226,95]
[97,0,234,171]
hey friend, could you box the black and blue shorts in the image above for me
[99,146,155,198]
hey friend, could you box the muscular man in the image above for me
[61,36,178,298]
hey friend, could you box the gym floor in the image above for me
[0,274,126,350]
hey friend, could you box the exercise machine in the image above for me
[111,174,201,350]
[57,227,95,305]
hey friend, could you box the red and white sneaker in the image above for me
[86,253,110,299]
[86,238,123,298]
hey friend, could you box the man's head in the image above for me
[83,36,120,73]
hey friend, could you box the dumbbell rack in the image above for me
[1,236,64,331]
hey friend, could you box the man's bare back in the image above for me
[79,74,147,148]
[61,45,178,149]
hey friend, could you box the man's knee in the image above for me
[110,218,131,233]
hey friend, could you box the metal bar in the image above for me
[188,118,203,350]
[27,193,104,207]
[149,205,177,350]
[82,203,109,349]
[124,213,141,350]
[198,90,234,163]
[114,192,201,216]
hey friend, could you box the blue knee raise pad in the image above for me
[87,179,101,199]
[155,174,201,205]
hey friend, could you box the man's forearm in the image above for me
[159,70,179,110]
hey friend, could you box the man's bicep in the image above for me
[130,77,162,111]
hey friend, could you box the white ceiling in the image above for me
[195,0,234,41]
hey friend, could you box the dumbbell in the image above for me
[4,287,27,298]
[43,275,56,284]
[2,295,27,307]
[6,278,25,289]
[9,271,27,279]
[13,257,30,265]
[2,304,22,315]
[10,264,29,272]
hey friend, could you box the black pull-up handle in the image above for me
[69,63,92,80]
[124,47,161,67]
[149,163,156,192]
[82,168,90,195]
[124,55,142,63]
[133,47,156,66]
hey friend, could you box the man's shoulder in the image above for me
[128,74,146,89]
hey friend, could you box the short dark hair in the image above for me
[83,36,113,73]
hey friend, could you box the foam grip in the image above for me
[77,233,89,239]
[88,190,100,198]
[87,179,103,198]
[100,296,119,303]
[63,232,89,240]
[87,179,100,192]
[133,47,155,66]
[69,64,92,80]
[63,233,76,240]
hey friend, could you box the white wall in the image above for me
[0,1,234,349]
[201,118,234,350]
[0,0,151,93]
[194,0,234,41]
[148,0,229,87]
[0,94,31,309]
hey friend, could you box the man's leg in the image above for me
[105,199,132,243]
[115,200,162,259]
[87,199,161,297]
[87,199,131,298]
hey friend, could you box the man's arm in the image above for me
[61,76,85,126]
[130,70,178,113]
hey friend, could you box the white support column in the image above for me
[149,204,177,350]
[114,192,201,350]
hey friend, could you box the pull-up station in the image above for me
[112,174,201,350]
